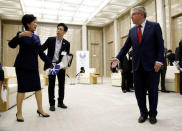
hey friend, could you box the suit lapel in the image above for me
[52,37,56,55]
[141,21,150,43]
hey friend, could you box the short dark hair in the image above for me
[132,6,147,18]
[22,14,36,30]
[81,67,85,70]
[57,23,68,32]
[167,49,172,53]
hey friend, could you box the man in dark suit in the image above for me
[42,23,70,111]
[0,63,6,90]
[166,49,175,66]
[178,40,182,95]
[111,6,164,124]
[160,48,169,92]
[119,51,133,93]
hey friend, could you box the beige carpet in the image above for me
[0,78,182,131]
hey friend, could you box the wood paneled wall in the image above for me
[2,24,22,66]
[142,0,156,22]
[105,23,114,77]
[171,16,182,51]
[66,28,81,77]
[87,27,103,75]
[171,0,182,17]
[171,0,182,52]
[118,12,130,50]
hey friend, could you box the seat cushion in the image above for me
[8,84,17,94]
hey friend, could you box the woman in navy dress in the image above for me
[8,14,52,122]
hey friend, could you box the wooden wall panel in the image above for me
[66,29,82,77]
[88,28,103,75]
[2,24,22,66]
[106,41,114,76]
[171,0,182,17]
[118,12,130,50]
[171,16,182,51]
[105,23,114,77]
[142,0,156,22]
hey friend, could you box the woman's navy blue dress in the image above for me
[8,32,51,93]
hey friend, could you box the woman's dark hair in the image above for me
[22,14,36,30]
[81,67,85,71]
[57,23,68,32]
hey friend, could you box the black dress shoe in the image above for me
[149,117,157,124]
[138,116,147,123]
[49,106,55,111]
[122,90,127,93]
[58,103,67,109]
[161,90,170,93]
[37,110,50,117]
[16,114,24,122]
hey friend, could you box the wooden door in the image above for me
[88,29,103,75]
[106,41,114,77]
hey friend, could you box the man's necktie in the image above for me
[138,25,142,44]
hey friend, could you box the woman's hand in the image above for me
[19,31,32,38]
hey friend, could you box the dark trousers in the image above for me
[134,66,160,117]
[180,72,182,95]
[160,68,166,91]
[48,69,65,106]
[121,72,133,91]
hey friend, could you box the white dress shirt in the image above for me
[52,38,63,62]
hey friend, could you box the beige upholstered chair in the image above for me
[165,66,180,92]
[79,68,96,84]
[111,72,121,87]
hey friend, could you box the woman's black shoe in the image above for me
[16,114,24,122]
[37,110,50,117]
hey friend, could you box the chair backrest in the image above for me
[2,67,17,84]
[3,67,16,77]
[86,68,96,74]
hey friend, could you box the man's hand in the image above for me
[111,58,119,68]
[154,62,162,72]
[19,31,32,38]
[119,69,123,73]
[62,67,67,70]
[52,63,56,66]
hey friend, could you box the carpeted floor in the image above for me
[0,78,182,131]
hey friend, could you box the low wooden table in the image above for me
[174,73,180,93]
[90,74,103,84]
[43,75,49,86]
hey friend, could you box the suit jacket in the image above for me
[119,53,132,73]
[179,41,182,67]
[8,32,51,70]
[41,37,70,70]
[116,21,164,72]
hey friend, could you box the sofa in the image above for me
[79,68,96,84]
[0,67,45,111]
[164,66,180,92]
[111,72,121,87]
